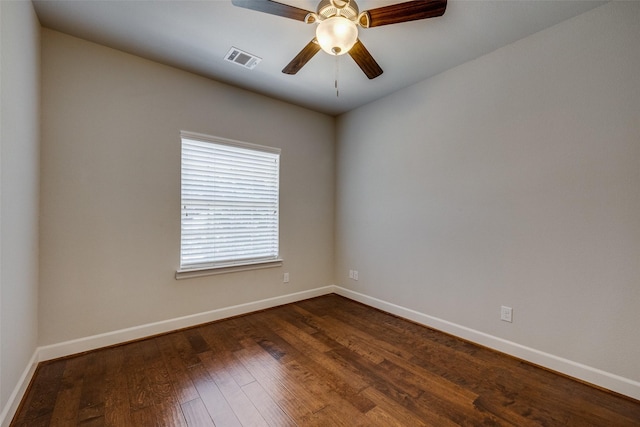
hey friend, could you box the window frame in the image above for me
[176,131,282,279]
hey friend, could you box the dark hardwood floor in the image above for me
[11,294,640,426]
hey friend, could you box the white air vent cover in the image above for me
[225,47,262,70]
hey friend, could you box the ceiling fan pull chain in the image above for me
[335,56,340,97]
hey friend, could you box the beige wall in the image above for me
[336,2,640,382]
[0,0,40,419]
[39,30,335,345]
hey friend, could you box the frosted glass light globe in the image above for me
[316,16,358,56]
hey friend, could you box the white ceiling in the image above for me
[33,0,606,116]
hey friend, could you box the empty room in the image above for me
[1,0,639,425]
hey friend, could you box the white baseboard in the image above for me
[38,286,336,362]
[0,350,39,427]
[333,286,640,401]
[1,286,335,426]
[4,283,638,427]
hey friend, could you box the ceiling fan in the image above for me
[231,0,447,79]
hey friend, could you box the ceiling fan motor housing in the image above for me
[317,0,359,20]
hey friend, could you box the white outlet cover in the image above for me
[501,306,513,322]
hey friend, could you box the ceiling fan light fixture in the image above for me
[315,16,358,55]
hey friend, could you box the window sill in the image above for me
[175,259,283,280]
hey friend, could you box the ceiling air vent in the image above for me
[225,47,262,70]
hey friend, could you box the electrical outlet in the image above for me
[501,306,513,323]
[349,270,354,279]
[283,272,289,283]
[353,270,359,281]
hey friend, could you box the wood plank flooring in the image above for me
[11,294,640,426]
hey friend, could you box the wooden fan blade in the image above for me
[349,39,383,79]
[231,0,312,22]
[365,0,447,27]
[282,39,321,75]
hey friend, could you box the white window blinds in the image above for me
[180,132,280,270]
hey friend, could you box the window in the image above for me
[178,131,281,277]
